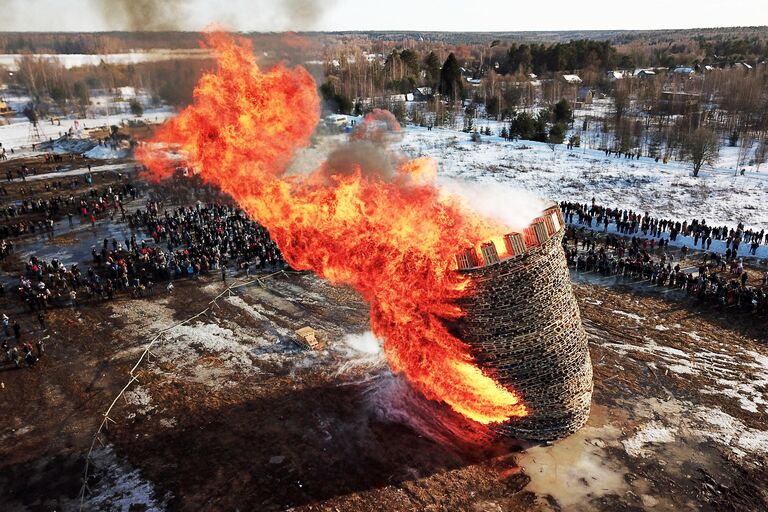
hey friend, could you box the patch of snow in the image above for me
[225,295,268,322]
[161,322,255,372]
[84,445,168,511]
[694,407,768,457]
[159,418,177,429]
[612,310,644,322]
[84,144,130,160]
[124,386,154,415]
[623,421,678,458]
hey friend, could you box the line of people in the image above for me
[560,199,766,257]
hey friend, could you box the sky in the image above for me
[0,0,766,32]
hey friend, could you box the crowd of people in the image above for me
[560,199,766,256]
[12,201,285,312]
[0,177,139,239]
[564,228,768,316]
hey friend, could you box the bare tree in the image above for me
[755,138,768,172]
[681,127,720,177]
[737,133,754,168]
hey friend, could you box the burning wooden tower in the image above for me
[455,203,592,441]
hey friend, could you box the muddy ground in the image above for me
[0,264,766,511]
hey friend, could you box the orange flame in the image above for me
[139,33,527,425]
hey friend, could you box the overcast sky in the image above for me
[0,0,766,32]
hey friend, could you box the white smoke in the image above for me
[439,178,547,232]
[332,331,386,377]
[341,331,383,355]
[362,373,496,447]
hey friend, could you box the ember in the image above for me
[139,33,529,426]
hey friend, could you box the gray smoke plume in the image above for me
[318,110,405,182]
[282,0,330,29]
[93,0,185,31]
[322,140,399,181]
[91,0,335,31]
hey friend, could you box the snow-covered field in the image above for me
[0,111,175,157]
[0,50,211,71]
[387,125,768,259]
[395,125,768,230]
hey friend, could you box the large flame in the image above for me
[139,33,527,425]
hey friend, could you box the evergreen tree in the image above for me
[548,123,566,145]
[129,98,143,117]
[423,51,441,87]
[399,49,420,76]
[533,110,549,142]
[648,131,663,158]
[510,112,536,140]
[463,116,475,133]
[319,81,352,114]
[439,53,463,103]
[391,102,407,123]
[553,99,573,124]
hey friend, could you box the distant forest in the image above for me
[0,27,766,65]
[0,29,766,173]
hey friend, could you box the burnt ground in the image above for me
[0,264,767,511]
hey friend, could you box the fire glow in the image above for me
[139,33,528,425]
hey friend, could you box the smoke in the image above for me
[282,0,332,29]
[88,0,335,31]
[363,373,497,447]
[342,109,543,232]
[439,179,547,233]
[299,108,546,232]
[341,331,383,356]
[314,110,404,182]
[350,109,401,142]
[92,0,185,31]
[322,140,399,180]
[329,109,544,232]
[332,331,386,378]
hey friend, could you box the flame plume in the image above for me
[139,33,528,425]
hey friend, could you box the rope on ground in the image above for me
[77,269,299,510]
